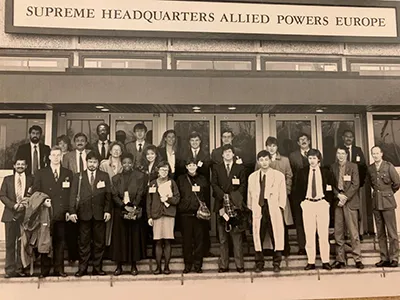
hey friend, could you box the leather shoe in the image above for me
[194,268,203,274]
[322,263,332,271]
[273,265,281,273]
[163,266,171,275]
[74,270,87,277]
[114,267,122,276]
[304,264,316,271]
[254,266,264,273]
[218,268,229,273]
[355,262,364,269]
[153,267,162,275]
[183,265,192,274]
[298,249,307,255]
[375,260,390,267]
[53,272,68,277]
[331,261,346,269]
[4,273,13,279]
[92,270,106,276]
[388,261,398,268]
[237,268,245,273]
[131,266,139,276]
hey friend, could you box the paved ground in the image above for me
[1,271,400,300]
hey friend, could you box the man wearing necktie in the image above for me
[342,130,367,238]
[32,146,73,278]
[0,158,34,278]
[294,149,334,271]
[91,123,111,162]
[125,123,148,168]
[248,151,288,273]
[14,125,50,177]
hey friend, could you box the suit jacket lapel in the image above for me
[9,175,16,200]
[333,163,339,183]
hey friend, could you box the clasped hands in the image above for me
[337,193,348,207]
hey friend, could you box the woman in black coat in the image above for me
[110,153,147,276]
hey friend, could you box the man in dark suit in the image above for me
[212,144,247,273]
[14,125,50,176]
[211,130,243,168]
[69,151,112,277]
[91,123,111,162]
[125,123,149,168]
[294,149,333,271]
[289,133,311,255]
[0,158,34,278]
[32,146,73,278]
[330,146,364,269]
[342,130,367,237]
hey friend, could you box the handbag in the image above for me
[186,176,211,221]
[122,205,143,221]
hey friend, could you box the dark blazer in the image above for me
[69,170,112,221]
[125,141,149,168]
[111,170,145,209]
[177,173,210,213]
[346,145,367,187]
[181,147,211,180]
[90,140,112,161]
[294,166,334,205]
[331,161,360,210]
[0,174,34,222]
[211,145,242,166]
[289,149,309,192]
[158,147,184,180]
[32,166,73,221]
[14,143,51,176]
[211,162,247,212]
[146,179,180,219]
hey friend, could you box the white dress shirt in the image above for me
[191,148,199,158]
[87,169,97,183]
[50,164,61,180]
[148,161,154,173]
[136,140,145,152]
[306,167,324,199]
[30,142,41,170]
[166,150,176,173]
[14,173,26,200]
[97,140,109,156]
[76,150,87,172]
[346,145,352,161]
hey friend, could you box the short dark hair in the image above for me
[121,152,134,162]
[297,133,310,142]
[371,145,383,153]
[221,129,234,138]
[86,151,100,162]
[257,150,272,160]
[133,123,147,132]
[342,130,354,137]
[307,148,322,161]
[336,146,348,153]
[188,131,202,141]
[96,123,110,134]
[185,157,198,166]
[73,132,88,142]
[29,125,43,135]
[156,161,172,176]
[13,157,27,165]
[265,136,278,147]
[56,134,72,151]
[221,144,235,154]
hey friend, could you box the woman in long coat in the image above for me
[110,153,147,276]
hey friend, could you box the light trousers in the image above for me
[301,200,330,264]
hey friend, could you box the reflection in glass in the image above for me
[373,116,400,167]
[321,121,355,166]
[174,121,210,153]
[276,121,311,157]
[115,120,153,145]
[66,119,105,145]
[0,115,46,169]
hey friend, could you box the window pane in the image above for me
[84,58,163,69]
[351,63,400,76]
[174,121,210,153]
[0,114,46,169]
[276,120,312,157]
[0,57,68,72]
[265,61,338,72]
[115,120,153,145]
[321,121,355,166]
[373,115,400,166]
[176,60,252,70]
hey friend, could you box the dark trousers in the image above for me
[283,225,290,256]
[65,221,80,261]
[5,221,23,275]
[373,209,399,262]
[290,195,306,250]
[180,215,205,268]
[78,219,106,272]
[217,218,244,269]
[255,200,282,268]
[41,221,66,275]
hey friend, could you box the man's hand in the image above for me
[69,214,78,223]
[148,218,153,227]
[104,212,111,222]
[65,212,70,222]
[337,194,347,207]
[43,198,52,208]
[13,204,24,212]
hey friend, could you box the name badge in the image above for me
[236,158,243,165]
[197,161,203,167]
[219,208,230,221]
[232,177,240,185]
[97,181,105,189]
[149,187,157,194]
[356,155,361,162]
[326,185,332,191]
[344,175,351,182]
[62,182,70,188]
[192,185,200,192]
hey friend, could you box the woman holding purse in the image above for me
[147,161,180,275]
[177,158,211,274]
[110,153,147,276]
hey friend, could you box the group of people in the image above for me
[0,123,399,279]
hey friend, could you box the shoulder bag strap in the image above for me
[76,174,83,209]
[186,175,204,206]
